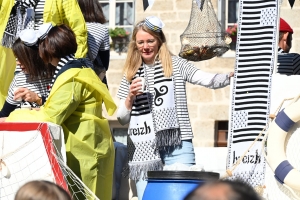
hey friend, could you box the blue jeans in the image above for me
[135,140,195,200]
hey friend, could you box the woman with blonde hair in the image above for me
[117,16,234,200]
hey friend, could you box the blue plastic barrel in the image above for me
[142,171,219,200]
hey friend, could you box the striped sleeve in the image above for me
[173,56,198,82]
[173,56,229,88]
[117,75,130,100]
[34,0,46,29]
[86,23,110,61]
[6,72,52,106]
[99,28,110,51]
[277,53,297,75]
[292,53,300,75]
[6,76,18,105]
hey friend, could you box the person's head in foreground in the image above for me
[278,18,293,53]
[124,16,173,81]
[184,179,261,200]
[14,180,72,200]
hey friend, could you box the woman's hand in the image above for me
[229,72,234,78]
[129,78,143,98]
[14,88,42,105]
[125,78,143,110]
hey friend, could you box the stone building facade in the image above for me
[104,0,300,148]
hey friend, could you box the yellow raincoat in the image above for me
[7,67,117,200]
[0,0,16,107]
[0,0,87,107]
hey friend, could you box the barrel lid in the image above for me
[147,171,219,180]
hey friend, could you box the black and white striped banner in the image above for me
[227,0,279,188]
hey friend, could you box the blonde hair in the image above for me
[123,19,173,81]
[14,180,72,200]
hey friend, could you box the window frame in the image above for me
[99,0,135,30]
[99,0,135,55]
[218,0,239,53]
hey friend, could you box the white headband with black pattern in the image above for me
[37,23,53,40]
[19,29,38,46]
[144,16,165,32]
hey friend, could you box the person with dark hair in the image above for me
[277,18,300,75]
[116,16,233,200]
[0,29,53,117]
[14,180,71,200]
[5,23,117,200]
[0,0,87,109]
[184,179,261,200]
[78,0,110,86]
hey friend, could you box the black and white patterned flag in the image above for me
[227,0,279,189]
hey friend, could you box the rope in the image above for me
[223,95,300,199]
[223,96,297,179]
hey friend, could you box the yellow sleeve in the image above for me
[0,0,16,107]
[7,81,82,124]
[0,47,16,107]
[0,0,14,40]
[43,0,88,58]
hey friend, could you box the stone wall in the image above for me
[105,0,300,148]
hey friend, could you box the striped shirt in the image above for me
[34,0,46,29]
[117,56,230,140]
[7,72,51,106]
[277,48,300,75]
[86,22,110,61]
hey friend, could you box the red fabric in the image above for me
[280,18,293,33]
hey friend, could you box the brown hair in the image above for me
[278,31,292,43]
[12,39,54,79]
[14,180,72,200]
[39,24,77,63]
[123,19,173,82]
[78,0,106,24]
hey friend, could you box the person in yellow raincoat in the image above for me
[5,23,116,200]
[0,0,87,108]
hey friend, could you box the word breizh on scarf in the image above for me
[232,149,262,164]
[128,121,151,136]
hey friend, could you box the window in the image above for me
[227,0,239,25]
[99,0,135,35]
[215,121,228,147]
[218,0,239,51]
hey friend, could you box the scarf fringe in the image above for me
[155,128,181,148]
[1,33,16,48]
[127,160,164,181]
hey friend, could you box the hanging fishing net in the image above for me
[179,0,231,62]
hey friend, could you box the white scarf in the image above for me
[127,61,181,180]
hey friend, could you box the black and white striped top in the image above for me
[117,56,230,140]
[277,48,300,75]
[34,0,45,29]
[7,71,51,106]
[86,22,110,61]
